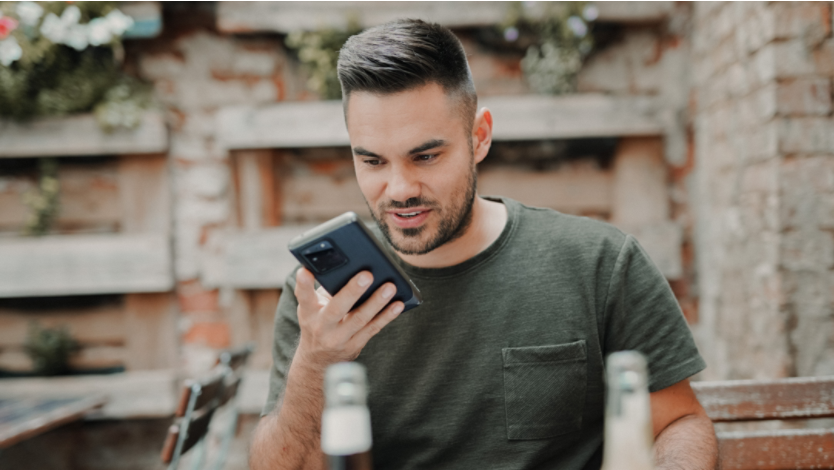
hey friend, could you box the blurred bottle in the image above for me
[600,351,654,470]
[322,362,373,470]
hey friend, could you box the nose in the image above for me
[385,164,421,204]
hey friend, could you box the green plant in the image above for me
[24,322,80,376]
[22,156,60,236]
[0,1,151,129]
[502,2,597,95]
[285,22,362,100]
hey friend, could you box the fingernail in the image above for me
[393,303,404,315]
[358,273,372,287]
[382,285,395,299]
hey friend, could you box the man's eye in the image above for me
[416,154,437,162]
[364,159,383,166]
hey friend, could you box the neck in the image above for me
[397,196,507,269]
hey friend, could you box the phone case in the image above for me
[288,212,422,313]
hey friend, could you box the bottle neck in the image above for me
[601,373,654,470]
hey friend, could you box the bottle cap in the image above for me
[325,362,368,407]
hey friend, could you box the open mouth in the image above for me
[388,209,431,228]
[396,211,423,218]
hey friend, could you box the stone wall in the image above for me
[691,1,834,380]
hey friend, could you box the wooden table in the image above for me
[0,395,107,448]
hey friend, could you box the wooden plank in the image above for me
[611,137,669,227]
[0,163,121,231]
[0,395,107,449]
[0,346,126,371]
[216,1,672,33]
[232,150,277,231]
[216,95,663,151]
[202,226,312,289]
[478,162,613,215]
[717,428,834,470]
[118,155,171,234]
[123,293,178,370]
[0,305,125,348]
[282,159,370,223]
[0,370,178,419]
[0,111,168,158]
[250,290,279,369]
[0,234,174,297]
[693,376,834,422]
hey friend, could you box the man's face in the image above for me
[345,83,477,255]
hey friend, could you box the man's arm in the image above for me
[650,379,718,470]
[250,268,404,470]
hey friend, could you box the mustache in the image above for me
[380,197,437,210]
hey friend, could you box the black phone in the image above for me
[288,212,422,313]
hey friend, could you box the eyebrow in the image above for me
[352,139,448,159]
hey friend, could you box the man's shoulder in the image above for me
[508,198,628,253]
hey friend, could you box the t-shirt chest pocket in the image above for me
[501,340,588,440]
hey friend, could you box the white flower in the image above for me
[40,12,66,43]
[582,4,599,22]
[16,2,44,27]
[64,23,89,51]
[567,16,587,38]
[104,9,134,37]
[0,36,23,66]
[87,17,112,46]
[61,6,81,26]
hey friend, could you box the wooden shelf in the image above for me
[0,111,168,158]
[0,370,178,419]
[0,234,173,298]
[204,226,313,289]
[217,1,673,34]
[217,94,663,151]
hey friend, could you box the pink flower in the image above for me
[0,15,19,39]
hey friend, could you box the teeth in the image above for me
[397,211,421,218]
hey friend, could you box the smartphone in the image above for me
[288,212,422,313]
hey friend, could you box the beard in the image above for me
[369,166,477,256]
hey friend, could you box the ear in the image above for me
[471,107,493,164]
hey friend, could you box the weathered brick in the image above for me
[782,228,834,272]
[178,280,220,313]
[772,2,831,47]
[180,164,230,199]
[182,320,231,349]
[779,117,834,154]
[773,39,819,78]
[577,31,662,94]
[776,78,832,116]
[780,156,834,229]
[751,43,777,86]
[812,39,834,75]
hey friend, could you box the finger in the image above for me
[345,282,397,332]
[347,301,404,351]
[316,286,333,305]
[294,268,321,311]
[324,271,373,318]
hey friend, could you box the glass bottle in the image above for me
[322,362,373,470]
[600,351,654,470]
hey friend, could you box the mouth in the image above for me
[387,208,431,229]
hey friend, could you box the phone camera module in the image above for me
[302,240,349,273]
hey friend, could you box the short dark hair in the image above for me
[337,19,477,135]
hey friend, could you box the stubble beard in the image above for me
[369,167,477,256]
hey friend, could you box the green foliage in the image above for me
[22,156,59,236]
[285,22,362,100]
[0,2,150,130]
[503,2,597,95]
[24,322,80,376]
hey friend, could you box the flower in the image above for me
[61,6,81,26]
[0,36,23,66]
[504,26,519,42]
[104,9,134,37]
[566,16,587,38]
[40,12,67,43]
[87,17,112,46]
[0,15,20,40]
[16,2,44,27]
[582,4,600,22]
[64,23,88,51]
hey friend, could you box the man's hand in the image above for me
[294,267,404,369]
[250,268,403,470]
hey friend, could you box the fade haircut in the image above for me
[337,19,478,142]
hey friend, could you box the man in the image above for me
[251,19,717,470]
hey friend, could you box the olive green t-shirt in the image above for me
[263,197,706,470]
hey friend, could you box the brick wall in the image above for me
[691,1,834,380]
